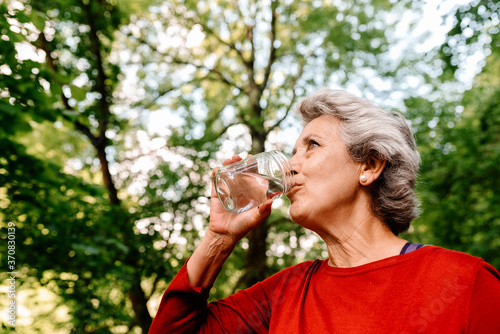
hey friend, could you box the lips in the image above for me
[286,184,301,198]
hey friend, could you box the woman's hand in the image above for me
[186,154,273,287]
[208,155,273,245]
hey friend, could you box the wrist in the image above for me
[202,228,237,257]
[187,230,236,287]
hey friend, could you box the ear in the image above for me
[359,158,386,186]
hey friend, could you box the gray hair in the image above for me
[297,88,420,235]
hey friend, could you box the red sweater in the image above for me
[149,246,500,333]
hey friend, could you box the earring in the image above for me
[360,175,367,182]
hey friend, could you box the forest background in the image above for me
[0,0,499,332]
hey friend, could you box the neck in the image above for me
[318,215,407,268]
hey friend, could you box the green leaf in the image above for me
[49,82,63,97]
[62,109,79,120]
[72,243,100,255]
[70,85,86,101]
[0,102,16,115]
[31,10,46,32]
[53,72,71,85]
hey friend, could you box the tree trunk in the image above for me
[96,144,119,205]
[240,128,269,288]
[241,222,270,287]
[37,0,153,331]
[95,143,153,333]
[128,272,153,331]
[81,1,153,330]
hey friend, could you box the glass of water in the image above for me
[214,151,295,214]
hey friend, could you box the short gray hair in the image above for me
[297,88,420,235]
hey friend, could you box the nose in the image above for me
[289,154,300,175]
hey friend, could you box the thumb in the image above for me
[233,199,273,241]
[257,199,273,219]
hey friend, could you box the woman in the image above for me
[149,88,500,333]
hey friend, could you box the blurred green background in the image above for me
[1,0,499,332]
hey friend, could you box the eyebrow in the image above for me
[291,134,317,156]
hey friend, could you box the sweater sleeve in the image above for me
[467,261,500,333]
[148,261,214,334]
[149,260,281,334]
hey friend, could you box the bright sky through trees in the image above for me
[1,0,499,332]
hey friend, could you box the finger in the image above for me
[258,199,273,216]
[211,167,220,182]
[223,154,243,166]
[211,167,222,199]
[239,200,272,234]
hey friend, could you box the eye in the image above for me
[307,139,319,150]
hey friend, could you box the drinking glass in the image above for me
[214,151,295,214]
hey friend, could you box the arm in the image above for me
[149,155,273,333]
[186,204,272,288]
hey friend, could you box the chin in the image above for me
[289,204,306,225]
[289,203,322,232]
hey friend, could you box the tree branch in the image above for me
[116,146,166,164]
[174,57,233,85]
[197,20,258,92]
[134,82,188,110]
[200,22,250,70]
[37,28,101,147]
[260,0,278,93]
[129,33,246,93]
[265,61,305,135]
[247,22,256,81]
[80,0,111,144]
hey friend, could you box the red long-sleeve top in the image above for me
[149,246,500,333]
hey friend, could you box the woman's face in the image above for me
[287,115,363,232]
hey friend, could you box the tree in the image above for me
[403,0,500,268]
[1,0,436,331]
[125,0,415,289]
[0,0,157,331]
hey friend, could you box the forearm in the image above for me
[149,231,237,334]
[186,229,236,287]
[149,157,273,333]
[186,185,272,288]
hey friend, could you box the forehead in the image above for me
[301,115,340,134]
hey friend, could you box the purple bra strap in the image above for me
[400,242,425,255]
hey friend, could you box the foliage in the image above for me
[404,0,500,269]
[0,0,158,332]
[123,0,415,289]
[2,0,500,332]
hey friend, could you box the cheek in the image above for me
[305,163,357,207]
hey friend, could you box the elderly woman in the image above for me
[149,88,500,333]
